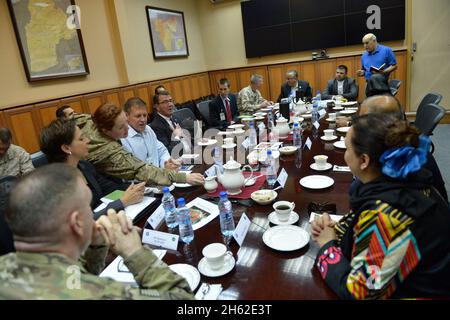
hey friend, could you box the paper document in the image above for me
[124,196,156,221]
[186,197,220,231]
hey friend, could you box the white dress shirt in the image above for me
[121,125,170,168]
[337,80,345,95]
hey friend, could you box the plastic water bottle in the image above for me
[266,150,277,188]
[176,198,194,244]
[267,107,274,129]
[218,191,235,237]
[249,122,258,151]
[293,122,302,148]
[162,187,178,229]
[295,147,302,169]
[311,102,319,139]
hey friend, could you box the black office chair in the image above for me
[414,103,446,154]
[389,79,402,96]
[173,107,198,142]
[196,100,213,128]
[31,151,48,168]
[417,92,443,111]
[0,176,16,255]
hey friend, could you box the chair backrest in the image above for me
[31,151,48,168]
[0,176,16,255]
[197,100,212,127]
[417,92,443,111]
[414,103,446,136]
[389,79,402,96]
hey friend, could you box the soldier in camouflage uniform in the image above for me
[0,128,34,177]
[0,164,194,299]
[237,74,273,114]
[75,103,204,187]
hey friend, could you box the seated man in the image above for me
[322,65,358,101]
[237,74,273,114]
[209,78,239,129]
[0,128,34,177]
[0,163,193,299]
[277,70,312,102]
[56,105,76,120]
[121,97,181,170]
[150,91,190,155]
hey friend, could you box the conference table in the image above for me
[135,109,355,300]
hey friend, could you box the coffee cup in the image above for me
[273,201,295,222]
[314,155,328,168]
[328,113,336,120]
[224,137,233,146]
[323,129,334,138]
[202,243,231,270]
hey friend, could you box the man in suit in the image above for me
[150,91,187,156]
[209,78,239,129]
[322,65,359,101]
[278,70,312,102]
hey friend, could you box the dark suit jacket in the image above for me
[78,160,127,219]
[322,77,359,101]
[278,81,312,102]
[150,113,183,154]
[209,94,239,129]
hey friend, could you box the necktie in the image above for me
[170,117,176,130]
[225,98,232,123]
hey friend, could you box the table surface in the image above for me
[135,114,354,300]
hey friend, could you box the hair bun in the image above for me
[385,121,420,149]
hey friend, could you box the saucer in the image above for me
[340,109,357,115]
[320,135,338,141]
[310,163,333,171]
[333,140,346,149]
[268,211,299,225]
[221,143,236,149]
[336,126,350,134]
[168,264,201,291]
[263,225,310,251]
[325,118,336,122]
[333,106,344,111]
[173,182,193,188]
[198,255,235,277]
[198,139,217,146]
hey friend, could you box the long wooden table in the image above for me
[135,117,353,300]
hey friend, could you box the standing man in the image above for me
[237,74,273,114]
[121,97,181,170]
[322,65,359,101]
[278,70,312,102]
[0,128,34,177]
[209,78,239,129]
[357,33,397,96]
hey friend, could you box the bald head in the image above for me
[363,33,377,52]
[360,95,403,120]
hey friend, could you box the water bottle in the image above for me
[311,102,319,139]
[176,198,194,244]
[293,122,302,148]
[218,191,235,237]
[295,147,302,169]
[249,122,258,151]
[267,107,274,129]
[162,187,178,228]
[213,146,223,174]
[266,150,277,188]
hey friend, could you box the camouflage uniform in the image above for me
[0,246,194,300]
[75,114,186,186]
[0,144,34,177]
[237,85,266,114]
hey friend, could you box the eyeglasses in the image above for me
[158,99,173,105]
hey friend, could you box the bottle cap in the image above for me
[177,198,185,206]
[220,191,228,198]
[294,122,299,127]
[267,149,272,155]
[163,187,169,193]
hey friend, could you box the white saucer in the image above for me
[341,101,358,106]
[310,163,333,171]
[197,255,235,277]
[333,140,346,149]
[263,225,310,251]
[218,131,234,136]
[340,109,357,115]
[333,106,344,111]
[299,175,335,189]
[221,143,236,149]
[325,118,336,122]
[336,126,351,133]
[173,182,193,188]
[320,135,338,141]
[228,124,245,129]
[168,263,200,291]
[302,114,312,119]
[268,211,299,225]
[198,139,217,146]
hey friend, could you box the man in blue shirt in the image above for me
[357,33,397,95]
[121,97,181,171]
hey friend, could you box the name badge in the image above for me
[220,112,226,121]
[242,137,250,150]
[147,204,165,229]
[313,121,320,129]
[233,213,251,247]
[205,165,217,177]
[142,229,179,251]
[276,168,288,188]
[318,109,326,118]
[304,137,312,150]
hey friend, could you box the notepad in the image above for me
[100,190,125,204]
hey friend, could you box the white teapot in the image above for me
[217,157,253,195]
[273,116,290,138]
[295,99,307,114]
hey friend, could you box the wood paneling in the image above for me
[35,100,60,127]
[135,84,151,112]
[300,62,317,93]
[120,87,136,106]
[3,105,41,153]
[391,51,407,110]
[223,71,239,94]
[316,60,337,94]
[199,73,211,97]
[0,112,7,128]
[209,71,224,95]
[103,89,121,107]
[60,96,85,114]
[336,57,357,79]
[268,65,284,102]
[237,67,270,101]
[83,92,105,114]
[171,79,184,105]
[190,75,201,101]
[181,77,192,101]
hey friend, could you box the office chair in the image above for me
[389,79,402,96]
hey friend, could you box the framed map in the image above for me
[145,6,189,59]
[7,0,89,82]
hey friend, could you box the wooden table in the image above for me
[135,117,353,300]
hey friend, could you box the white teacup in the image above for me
[224,137,233,146]
[328,113,336,120]
[202,243,231,270]
[273,201,295,222]
[314,155,328,168]
[323,129,334,138]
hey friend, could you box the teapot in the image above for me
[295,99,307,114]
[216,157,254,195]
[273,116,290,138]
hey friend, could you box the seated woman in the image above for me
[312,113,450,299]
[40,119,145,219]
